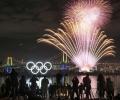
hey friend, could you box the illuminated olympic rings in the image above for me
[26,61,52,75]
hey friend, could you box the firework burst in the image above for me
[64,0,112,28]
[37,21,115,71]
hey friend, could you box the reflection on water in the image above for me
[26,77,52,89]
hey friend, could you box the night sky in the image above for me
[0,0,120,62]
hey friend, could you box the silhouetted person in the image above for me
[56,73,62,87]
[56,73,63,97]
[106,77,114,100]
[1,83,6,97]
[19,75,26,100]
[71,76,79,100]
[67,83,72,99]
[49,84,53,98]
[5,76,11,97]
[79,83,84,99]
[97,73,105,99]
[53,83,57,97]
[10,69,18,100]
[41,76,49,99]
[30,75,38,95]
[115,93,120,100]
[83,74,91,99]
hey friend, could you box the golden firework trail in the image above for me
[37,20,115,71]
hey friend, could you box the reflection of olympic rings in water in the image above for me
[26,61,52,75]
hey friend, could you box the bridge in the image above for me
[0,55,120,75]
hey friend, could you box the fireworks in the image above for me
[64,0,112,28]
[37,21,115,71]
[37,0,115,72]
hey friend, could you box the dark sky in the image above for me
[0,0,120,62]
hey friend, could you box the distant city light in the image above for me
[7,57,13,66]
[26,61,52,75]
[4,66,12,74]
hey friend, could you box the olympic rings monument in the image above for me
[26,61,52,75]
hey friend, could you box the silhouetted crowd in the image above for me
[67,74,92,100]
[0,69,120,100]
